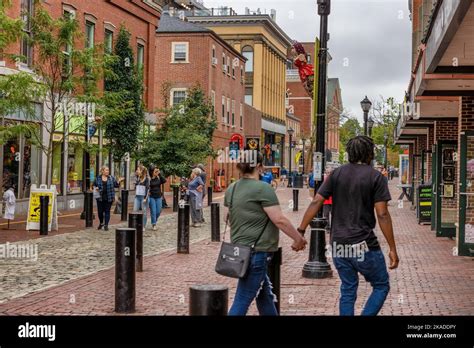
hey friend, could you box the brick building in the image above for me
[155,13,246,187]
[394,0,474,256]
[1,0,162,213]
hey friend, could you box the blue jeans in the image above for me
[228,252,278,316]
[333,249,390,316]
[133,195,147,227]
[148,197,162,226]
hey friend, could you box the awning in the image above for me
[261,118,286,135]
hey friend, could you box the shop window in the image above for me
[3,139,20,197]
[67,143,84,194]
[52,142,62,193]
[21,139,40,198]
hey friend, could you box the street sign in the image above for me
[313,152,322,181]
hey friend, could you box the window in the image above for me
[227,56,231,75]
[171,89,187,106]
[85,21,95,48]
[210,90,216,116]
[240,103,243,128]
[20,0,34,66]
[221,96,226,124]
[242,46,254,73]
[212,45,216,58]
[227,98,230,124]
[245,87,253,106]
[306,54,311,63]
[62,10,74,76]
[231,100,235,126]
[137,44,144,69]
[172,42,188,63]
[240,66,244,83]
[222,53,226,66]
[105,30,113,54]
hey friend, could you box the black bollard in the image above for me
[173,186,179,212]
[207,186,213,206]
[121,190,129,222]
[85,191,93,228]
[302,217,333,279]
[292,189,299,212]
[177,203,190,254]
[39,195,49,236]
[128,212,144,272]
[211,203,220,242]
[267,247,282,314]
[189,285,228,316]
[115,227,136,313]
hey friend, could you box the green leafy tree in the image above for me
[338,117,363,164]
[137,86,217,178]
[1,2,105,185]
[103,25,144,162]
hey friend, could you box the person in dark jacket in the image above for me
[93,166,122,231]
[148,167,167,231]
[197,164,207,223]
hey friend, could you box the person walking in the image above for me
[298,136,399,316]
[148,167,166,231]
[322,169,333,232]
[226,153,307,316]
[134,164,149,228]
[188,167,204,228]
[93,166,122,231]
[197,164,207,223]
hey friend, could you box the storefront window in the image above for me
[21,139,40,198]
[67,143,83,194]
[52,142,62,193]
[3,139,20,197]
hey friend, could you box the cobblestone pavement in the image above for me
[0,206,223,304]
[0,181,473,315]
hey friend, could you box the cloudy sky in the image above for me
[203,0,412,123]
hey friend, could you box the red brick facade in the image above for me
[155,28,246,187]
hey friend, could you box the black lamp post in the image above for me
[287,127,294,188]
[302,0,332,279]
[361,96,372,136]
[368,117,374,138]
[384,131,388,169]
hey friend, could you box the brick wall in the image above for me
[434,120,458,142]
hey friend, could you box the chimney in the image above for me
[270,9,276,21]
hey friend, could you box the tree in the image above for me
[103,25,144,162]
[0,3,105,186]
[137,85,217,178]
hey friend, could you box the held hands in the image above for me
[388,249,399,269]
[291,235,307,252]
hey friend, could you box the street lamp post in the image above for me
[360,96,372,136]
[368,117,374,138]
[287,127,294,188]
[302,0,332,279]
[384,131,388,169]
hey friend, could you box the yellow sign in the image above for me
[27,192,53,223]
[295,151,302,165]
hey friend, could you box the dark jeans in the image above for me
[333,249,390,316]
[97,199,113,226]
[228,252,278,316]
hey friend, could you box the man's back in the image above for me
[318,163,391,249]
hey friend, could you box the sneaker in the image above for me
[104,225,109,231]
[152,225,157,231]
[192,223,201,228]
[98,224,103,230]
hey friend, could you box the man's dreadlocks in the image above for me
[346,136,375,165]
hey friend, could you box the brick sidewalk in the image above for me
[0,181,473,315]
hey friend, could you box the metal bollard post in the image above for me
[267,247,282,314]
[115,227,136,313]
[189,285,228,316]
[39,195,49,236]
[128,212,144,272]
[85,191,93,228]
[293,189,299,212]
[207,186,213,206]
[211,203,220,242]
[173,186,179,212]
[302,217,333,279]
[177,203,190,254]
[121,190,129,222]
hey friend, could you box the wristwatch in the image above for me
[297,227,306,235]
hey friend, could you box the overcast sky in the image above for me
[203,0,412,124]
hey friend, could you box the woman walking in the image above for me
[188,167,204,227]
[134,165,149,228]
[93,166,122,231]
[148,167,167,231]
[225,153,307,316]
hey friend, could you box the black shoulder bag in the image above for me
[215,181,270,279]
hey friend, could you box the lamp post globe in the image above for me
[361,96,372,136]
